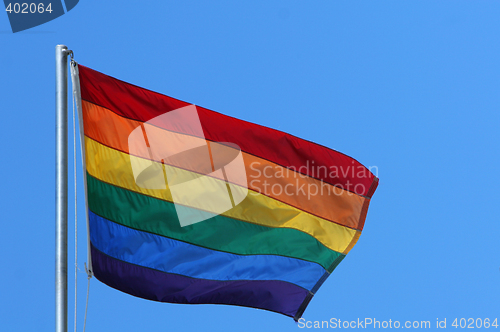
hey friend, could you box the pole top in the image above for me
[56,45,73,58]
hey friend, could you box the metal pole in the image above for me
[56,44,69,332]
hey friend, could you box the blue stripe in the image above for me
[89,211,325,290]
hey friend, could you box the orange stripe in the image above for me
[82,100,367,230]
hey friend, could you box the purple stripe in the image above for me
[91,244,309,318]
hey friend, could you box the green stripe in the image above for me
[87,173,344,271]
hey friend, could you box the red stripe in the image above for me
[78,65,378,197]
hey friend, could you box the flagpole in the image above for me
[56,44,71,332]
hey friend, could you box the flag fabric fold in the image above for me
[78,64,378,320]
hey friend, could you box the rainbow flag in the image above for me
[78,64,378,320]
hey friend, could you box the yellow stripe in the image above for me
[85,137,357,253]
[343,231,361,254]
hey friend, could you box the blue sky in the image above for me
[1,1,499,331]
